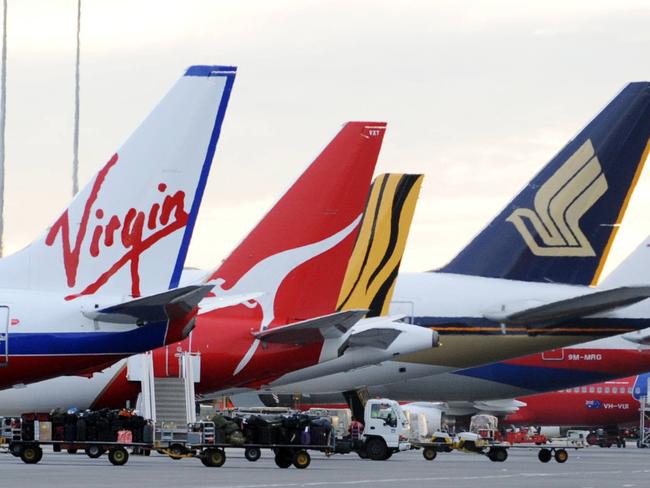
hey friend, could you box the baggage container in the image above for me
[38,422,52,442]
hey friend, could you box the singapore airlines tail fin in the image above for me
[336,173,424,317]
[0,65,236,300]
[204,122,387,326]
[440,82,650,286]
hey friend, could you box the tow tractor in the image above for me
[415,414,584,464]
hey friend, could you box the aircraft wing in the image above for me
[492,286,650,327]
[253,309,368,345]
[82,284,214,325]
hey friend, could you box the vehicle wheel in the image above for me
[244,447,261,462]
[202,448,226,468]
[422,447,437,461]
[67,448,78,455]
[274,448,293,469]
[487,447,507,462]
[85,445,105,459]
[9,442,23,457]
[622,439,626,448]
[366,438,388,461]
[168,443,186,460]
[554,449,568,463]
[586,433,598,445]
[382,450,393,460]
[108,447,129,466]
[538,448,552,463]
[292,450,311,469]
[20,445,43,464]
[357,447,369,459]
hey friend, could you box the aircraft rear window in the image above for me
[613,387,618,394]
[605,387,610,393]
[597,387,602,393]
[581,387,587,393]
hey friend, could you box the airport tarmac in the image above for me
[1,447,649,488]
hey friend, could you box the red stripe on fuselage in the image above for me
[503,348,650,374]
[0,355,123,389]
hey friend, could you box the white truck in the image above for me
[308,398,411,460]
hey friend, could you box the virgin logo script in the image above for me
[45,153,189,300]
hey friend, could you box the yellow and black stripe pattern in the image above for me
[336,173,423,317]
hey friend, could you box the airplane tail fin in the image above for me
[0,66,236,299]
[440,82,650,286]
[336,173,423,317]
[207,122,386,326]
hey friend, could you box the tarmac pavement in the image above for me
[1,445,649,488]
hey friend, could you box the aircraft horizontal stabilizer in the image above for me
[473,399,526,414]
[494,286,650,327]
[82,285,214,325]
[253,309,368,344]
[198,292,265,315]
[622,330,650,345]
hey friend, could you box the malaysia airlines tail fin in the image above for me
[206,122,386,327]
[336,173,423,317]
[440,82,650,286]
[0,65,236,299]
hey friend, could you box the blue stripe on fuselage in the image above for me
[453,362,616,392]
[7,321,168,355]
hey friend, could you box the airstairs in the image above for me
[127,351,200,425]
[638,376,650,448]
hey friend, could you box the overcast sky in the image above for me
[4,0,650,280]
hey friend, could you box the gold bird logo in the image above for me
[507,139,607,257]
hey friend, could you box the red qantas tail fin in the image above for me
[207,122,386,327]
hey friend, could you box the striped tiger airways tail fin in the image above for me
[336,173,423,317]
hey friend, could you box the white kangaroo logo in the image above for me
[210,216,362,375]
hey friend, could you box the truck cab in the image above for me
[361,399,410,460]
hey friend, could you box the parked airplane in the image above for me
[0,65,237,390]
[262,227,650,412]
[4,83,650,415]
[0,128,435,414]
[505,373,649,429]
[248,82,650,399]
